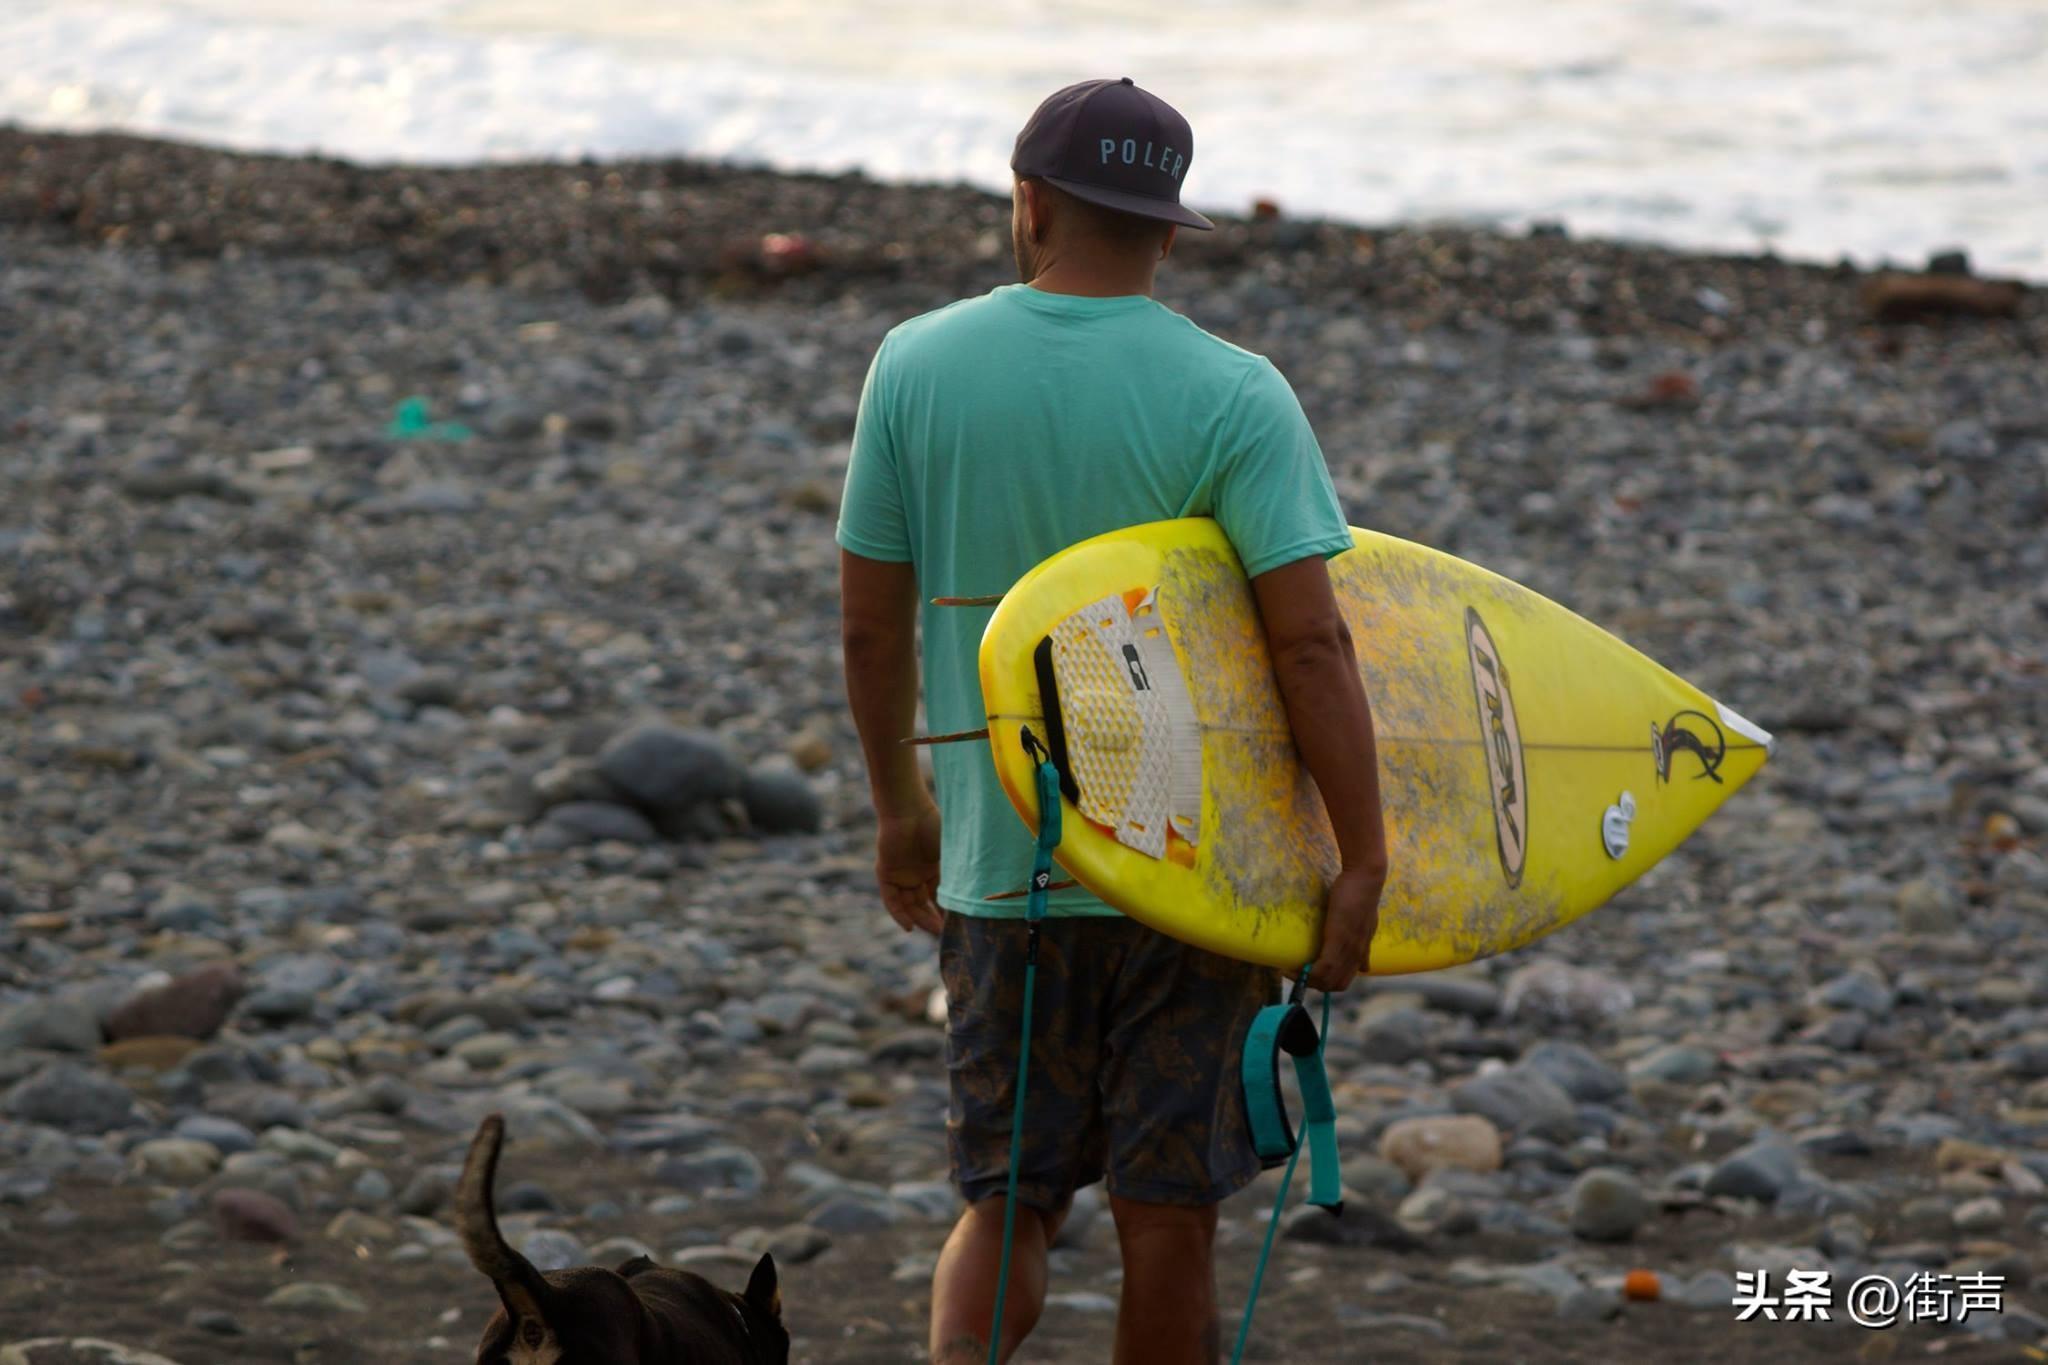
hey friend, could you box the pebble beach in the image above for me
[2,128,2046,1362]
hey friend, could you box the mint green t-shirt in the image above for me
[836,283,1352,918]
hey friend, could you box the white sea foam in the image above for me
[4,0,2044,277]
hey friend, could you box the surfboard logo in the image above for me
[1651,710,1726,784]
[1464,608,1528,888]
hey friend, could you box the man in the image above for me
[838,78,1388,1365]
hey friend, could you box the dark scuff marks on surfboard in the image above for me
[1160,542,1566,968]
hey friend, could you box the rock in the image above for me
[172,1116,256,1155]
[1500,961,1633,1027]
[805,1193,901,1235]
[1568,1168,1651,1242]
[519,1230,587,1272]
[396,1167,457,1217]
[1813,968,1893,1016]
[1953,1197,2005,1233]
[1358,1007,1434,1064]
[1280,1202,1422,1251]
[97,1036,201,1073]
[1337,1154,1411,1205]
[0,994,104,1054]
[1378,1115,1503,1181]
[1557,1286,1622,1321]
[537,800,660,846]
[1894,877,1960,934]
[1396,1185,1475,1236]
[741,763,824,835]
[1863,272,2023,324]
[1365,975,1499,1018]
[1519,1040,1627,1104]
[654,1146,765,1197]
[595,723,744,820]
[1704,1139,1803,1203]
[130,1139,222,1185]
[4,1063,138,1131]
[212,1188,298,1243]
[1450,1067,1578,1140]
[239,987,316,1026]
[103,964,245,1042]
[0,1343,187,1365]
[1627,1043,1717,1086]
[263,1283,366,1314]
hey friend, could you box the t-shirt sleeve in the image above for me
[835,336,914,563]
[1210,357,1353,578]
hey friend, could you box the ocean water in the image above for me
[4,0,2045,277]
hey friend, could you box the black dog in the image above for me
[457,1113,788,1364]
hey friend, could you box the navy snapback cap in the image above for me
[1010,77,1215,231]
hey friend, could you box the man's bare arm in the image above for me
[1250,554,1388,990]
[840,548,944,934]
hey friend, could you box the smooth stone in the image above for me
[805,1194,900,1235]
[212,1188,298,1243]
[1627,1043,1718,1086]
[1500,961,1633,1027]
[1332,1311,1448,1339]
[1358,1008,1434,1064]
[655,1147,766,1197]
[0,1343,187,1365]
[1378,1115,1503,1181]
[519,1230,587,1273]
[1397,1186,1475,1236]
[1337,1154,1411,1205]
[1451,1066,1579,1140]
[1367,975,1500,1018]
[1813,968,1894,1017]
[1557,1286,1622,1321]
[396,1167,456,1217]
[4,1064,137,1131]
[1568,1168,1652,1242]
[1280,1202,1423,1251]
[595,723,743,817]
[1520,1040,1628,1104]
[1953,1197,2005,1233]
[239,988,316,1026]
[741,764,824,835]
[102,965,244,1039]
[538,801,660,846]
[1672,1270,1740,1310]
[263,1283,366,1314]
[130,1139,222,1185]
[97,1037,201,1073]
[1704,1139,1804,1203]
[0,995,105,1054]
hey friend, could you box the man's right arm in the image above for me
[1250,554,1387,992]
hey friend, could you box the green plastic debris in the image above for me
[386,396,473,442]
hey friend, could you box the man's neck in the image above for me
[1025,260,1158,299]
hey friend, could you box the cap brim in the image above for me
[1040,174,1215,231]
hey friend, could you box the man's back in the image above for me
[837,282,1350,916]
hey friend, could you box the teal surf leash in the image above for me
[987,741,1062,1365]
[1232,966,1338,1364]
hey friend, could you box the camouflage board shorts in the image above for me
[941,911,1281,1211]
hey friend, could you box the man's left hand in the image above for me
[1307,862,1384,993]
[876,801,945,935]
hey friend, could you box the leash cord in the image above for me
[986,752,1061,1365]
[1229,975,1329,1365]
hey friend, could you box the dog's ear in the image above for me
[744,1253,781,1320]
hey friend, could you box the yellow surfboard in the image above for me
[978,519,1772,975]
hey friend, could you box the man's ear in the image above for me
[745,1253,781,1320]
[1160,224,1178,261]
[1020,178,1053,243]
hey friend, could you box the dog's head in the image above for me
[458,1114,788,1364]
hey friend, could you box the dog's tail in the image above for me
[456,1114,553,1326]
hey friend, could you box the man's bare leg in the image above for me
[1110,1195,1221,1365]
[930,1196,1066,1363]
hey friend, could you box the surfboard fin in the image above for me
[931,595,1004,607]
[987,879,1078,902]
[901,728,990,747]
